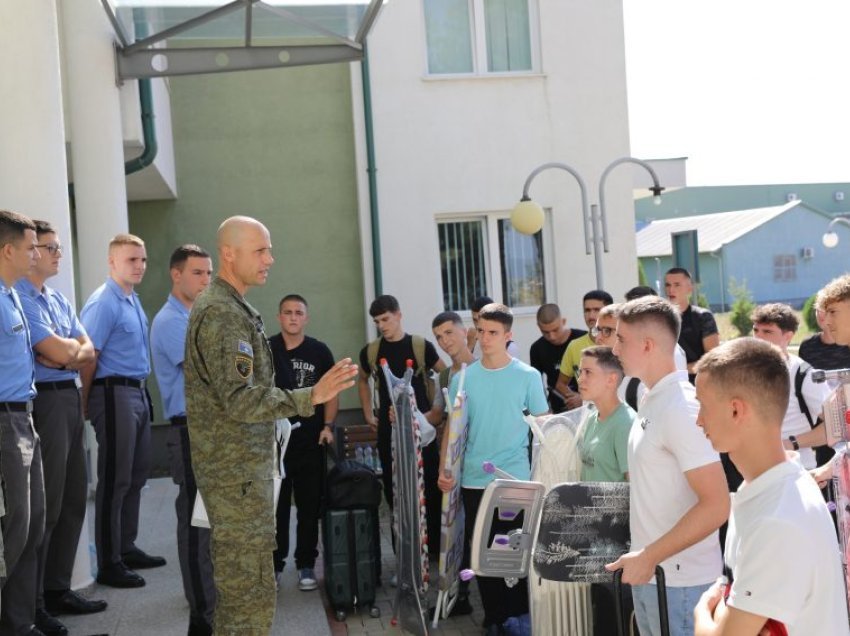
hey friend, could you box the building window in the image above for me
[773,254,796,282]
[437,213,548,311]
[423,0,537,76]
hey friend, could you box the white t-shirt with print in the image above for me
[628,370,723,587]
[725,460,849,635]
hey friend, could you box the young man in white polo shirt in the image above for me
[606,296,729,636]
[692,338,848,635]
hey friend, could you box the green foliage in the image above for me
[696,291,710,309]
[729,277,756,337]
[638,260,649,286]
[802,293,819,333]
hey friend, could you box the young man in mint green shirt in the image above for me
[577,345,634,482]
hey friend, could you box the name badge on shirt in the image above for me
[237,340,253,357]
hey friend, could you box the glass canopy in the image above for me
[101,0,386,79]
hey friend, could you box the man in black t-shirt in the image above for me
[799,306,850,371]
[665,267,720,382]
[357,295,445,557]
[268,294,336,592]
[529,303,586,412]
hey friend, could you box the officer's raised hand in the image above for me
[312,358,358,405]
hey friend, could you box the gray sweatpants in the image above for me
[32,385,87,601]
[89,384,151,569]
[0,409,46,636]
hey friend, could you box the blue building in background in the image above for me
[637,201,850,311]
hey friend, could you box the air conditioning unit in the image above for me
[836,191,845,202]
[786,193,798,202]
[801,247,815,259]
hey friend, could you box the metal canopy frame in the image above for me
[101,0,385,81]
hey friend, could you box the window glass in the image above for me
[484,0,532,72]
[498,218,545,306]
[424,0,474,74]
[438,220,489,311]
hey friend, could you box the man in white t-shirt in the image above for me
[692,337,848,635]
[593,303,688,411]
[750,303,828,470]
[606,296,729,636]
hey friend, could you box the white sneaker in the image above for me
[298,568,318,591]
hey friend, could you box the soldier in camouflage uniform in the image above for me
[184,216,357,636]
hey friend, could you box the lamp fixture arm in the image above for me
[827,217,850,232]
[520,162,591,255]
[598,157,665,252]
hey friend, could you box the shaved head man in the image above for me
[185,215,357,634]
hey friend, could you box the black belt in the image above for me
[170,416,187,426]
[35,379,80,392]
[93,376,144,389]
[0,401,33,413]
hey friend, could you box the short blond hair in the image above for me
[695,337,789,424]
[817,274,850,311]
[109,233,145,253]
[597,303,620,320]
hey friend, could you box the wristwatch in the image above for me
[324,422,335,431]
[788,435,800,450]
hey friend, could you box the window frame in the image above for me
[772,253,797,283]
[435,209,554,314]
[421,0,542,78]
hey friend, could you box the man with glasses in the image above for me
[555,290,614,409]
[16,221,106,635]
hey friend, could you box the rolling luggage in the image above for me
[614,566,669,636]
[322,454,382,622]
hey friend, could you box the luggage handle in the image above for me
[614,566,669,636]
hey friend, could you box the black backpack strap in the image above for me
[795,360,815,428]
[625,377,641,411]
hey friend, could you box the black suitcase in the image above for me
[614,566,670,636]
[322,452,382,621]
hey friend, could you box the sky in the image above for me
[623,1,850,186]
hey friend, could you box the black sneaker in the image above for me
[96,563,146,588]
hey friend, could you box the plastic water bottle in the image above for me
[364,446,374,470]
[375,456,383,474]
[355,445,365,464]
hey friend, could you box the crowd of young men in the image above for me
[2,202,850,636]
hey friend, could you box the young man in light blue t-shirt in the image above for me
[438,303,548,634]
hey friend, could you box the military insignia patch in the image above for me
[237,340,253,357]
[235,354,253,379]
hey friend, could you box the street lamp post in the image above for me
[823,217,850,248]
[510,157,664,289]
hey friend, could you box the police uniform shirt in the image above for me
[81,278,150,380]
[151,294,189,420]
[0,281,36,401]
[16,278,86,383]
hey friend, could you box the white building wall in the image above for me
[359,0,638,359]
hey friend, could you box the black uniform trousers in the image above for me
[0,408,46,636]
[32,383,87,605]
[166,418,216,630]
[273,443,322,572]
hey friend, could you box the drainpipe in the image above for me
[711,249,726,312]
[123,77,157,175]
[361,41,382,296]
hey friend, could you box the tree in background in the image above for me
[729,278,756,337]
[802,293,819,333]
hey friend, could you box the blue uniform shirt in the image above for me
[150,294,189,419]
[0,282,36,401]
[80,277,150,380]
[15,278,87,383]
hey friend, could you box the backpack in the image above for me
[325,459,382,510]
[366,335,436,406]
[795,360,818,429]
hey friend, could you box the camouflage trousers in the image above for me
[204,478,276,636]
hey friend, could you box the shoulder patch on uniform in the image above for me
[235,354,253,379]
[237,340,253,357]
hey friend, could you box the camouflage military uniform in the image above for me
[184,278,315,635]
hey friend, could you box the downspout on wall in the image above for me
[361,41,382,296]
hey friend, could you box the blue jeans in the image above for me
[632,582,711,636]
